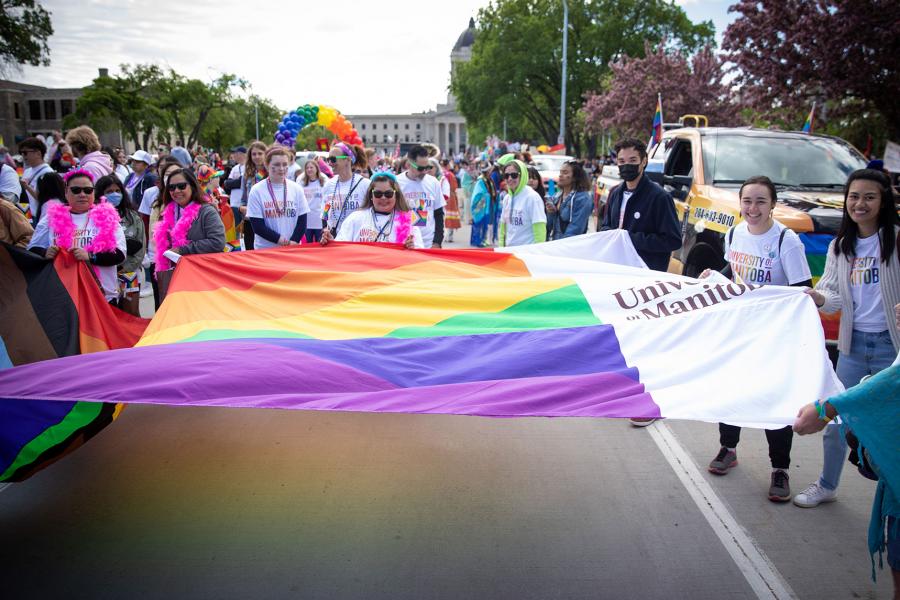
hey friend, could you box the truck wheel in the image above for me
[683,242,724,278]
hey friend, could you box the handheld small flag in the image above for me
[801,102,816,134]
[650,93,664,147]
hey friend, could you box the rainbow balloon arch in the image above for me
[274,104,362,149]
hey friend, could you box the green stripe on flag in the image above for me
[177,329,314,343]
[388,284,601,338]
[0,402,105,481]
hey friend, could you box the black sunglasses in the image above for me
[167,182,189,192]
[502,172,520,180]
[372,190,395,199]
[69,186,94,195]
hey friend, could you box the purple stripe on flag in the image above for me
[0,327,658,418]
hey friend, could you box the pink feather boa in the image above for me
[393,209,412,244]
[154,201,202,271]
[47,200,120,252]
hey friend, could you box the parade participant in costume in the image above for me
[799,169,900,508]
[469,162,495,248]
[95,174,145,316]
[196,164,238,250]
[64,126,113,182]
[246,145,309,249]
[547,161,592,240]
[299,158,327,243]
[396,145,445,248]
[321,171,422,249]
[239,141,268,250]
[28,169,126,303]
[700,175,812,502]
[440,158,461,242]
[322,142,370,236]
[153,168,225,273]
[497,154,546,247]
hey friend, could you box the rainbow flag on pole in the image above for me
[650,93,664,147]
[0,233,841,444]
[801,102,816,134]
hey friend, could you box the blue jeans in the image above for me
[819,330,896,491]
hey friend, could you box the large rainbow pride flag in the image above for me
[0,232,841,435]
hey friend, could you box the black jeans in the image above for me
[719,423,793,469]
[243,218,255,250]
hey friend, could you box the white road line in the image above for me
[0,483,10,494]
[647,421,797,600]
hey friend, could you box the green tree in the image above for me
[199,94,282,152]
[0,0,53,72]
[65,64,168,149]
[451,0,714,155]
[152,71,247,148]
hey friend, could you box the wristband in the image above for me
[814,399,832,423]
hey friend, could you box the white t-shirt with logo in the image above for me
[28,210,127,301]
[396,172,445,248]
[850,233,885,332]
[228,164,245,208]
[23,163,54,217]
[335,209,424,248]
[500,186,547,247]
[724,221,811,286]
[322,174,371,235]
[302,180,325,230]
[246,179,310,249]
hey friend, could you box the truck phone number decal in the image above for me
[692,206,736,228]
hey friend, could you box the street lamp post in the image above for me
[558,0,568,148]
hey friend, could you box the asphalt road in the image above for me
[1,219,891,599]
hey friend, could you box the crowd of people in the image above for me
[0,125,897,588]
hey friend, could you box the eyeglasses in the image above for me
[411,163,429,172]
[372,190,395,199]
[167,182,189,192]
[68,186,94,195]
[502,172,520,180]
[327,155,349,164]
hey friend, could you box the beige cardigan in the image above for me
[815,225,900,354]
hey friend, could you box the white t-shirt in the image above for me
[322,174,370,235]
[301,180,325,230]
[287,161,301,181]
[228,164,245,208]
[618,190,634,229]
[23,163,54,217]
[396,172,446,248]
[850,234,885,332]
[335,209,424,248]
[246,178,310,249]
[500,186,547,246]
[138,186,159,216]
[114,163,131,184]
[28,209,127,301]
[0,163,21,203]
[724,221,811,286]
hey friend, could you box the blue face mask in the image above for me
[105,192,123,207]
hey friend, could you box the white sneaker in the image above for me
[793,482,837,508]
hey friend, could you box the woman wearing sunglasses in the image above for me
[28,168,126,303]
[246,145,309,249]
[321,171,421,249]
[153,168,226,273]
[322,142,370,236]
[497,154,546,247]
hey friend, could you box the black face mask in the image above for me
[618,163,642,182]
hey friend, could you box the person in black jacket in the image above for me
[600,138,681,272]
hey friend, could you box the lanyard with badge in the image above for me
[267,179,287,217]
[371,209,395,242]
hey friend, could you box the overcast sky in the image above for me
[19,0,734,116]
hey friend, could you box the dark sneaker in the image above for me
[708,447,738,475]
[769,469,791,502]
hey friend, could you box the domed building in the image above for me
[346,19,474,157]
